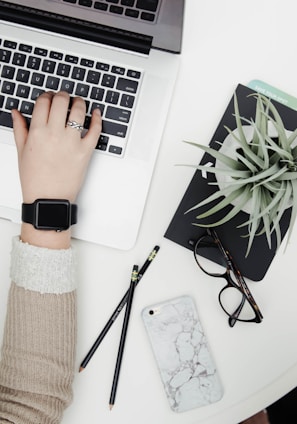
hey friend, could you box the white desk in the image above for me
[1,1,297,423]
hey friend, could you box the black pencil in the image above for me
[109,265,138,410]
[79,245,160,372]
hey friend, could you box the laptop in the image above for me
[0,0,184,249]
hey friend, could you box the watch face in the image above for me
[36,200,70,230]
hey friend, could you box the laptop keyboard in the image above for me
[60,0,160,23]
[0,37,143,157]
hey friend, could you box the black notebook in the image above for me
[165,84,295,281]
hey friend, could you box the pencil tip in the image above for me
[109,404,114,410]
[79,366,84,373]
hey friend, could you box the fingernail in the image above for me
[11,109,16,120]
[94,108,101,116]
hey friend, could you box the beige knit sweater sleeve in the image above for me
[0,237,77,424]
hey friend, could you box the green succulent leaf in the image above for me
[192,185,252,228]
[183,141,245,170]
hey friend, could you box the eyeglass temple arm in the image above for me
[209,229,263,321]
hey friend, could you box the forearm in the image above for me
[0,237,77,424]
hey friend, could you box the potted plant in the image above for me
[185,92,297,256]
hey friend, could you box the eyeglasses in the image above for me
[190,228,263,327]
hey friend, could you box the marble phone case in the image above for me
[142,295,223,413]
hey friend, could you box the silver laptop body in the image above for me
[0,0,184,249]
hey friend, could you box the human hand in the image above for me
[12,91,101,248]
[12,91,102,204]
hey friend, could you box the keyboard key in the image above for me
[90,87,104,101]
[105,90,119,104]
[0,111,13,128]
[96,62,110,71]
[65,54,79,64]
[102,74,116,87]
[108,145,122,155]
[136,0,158,12]
[16,84,30,98]
[121,0,135,6]
[61,80,75,94]
[1,66,15,80]
[0,49,12,63]
[21,101,34,115]
[87,70,101,84]
[31,88,45,100]
[102,120,127,137]
[19,44,33,53]
[120,94,135,108]
[16,69,30,83]
[111,66,125,75]
[116,77,138,93]
[125,9,139,18]
[1,81,16,95]
[57,63,71,77]
[3,40,17,49]
[50,51,63,60]
[79,0,93,5]
[12,53,26,67]
[5,97,19,110]
[110,5,124,14]
[81,58,94,67]
[27,56,41,70]
[46,76,60,90]
[42,60,56,73]
[34,47,48,56]
[94,2,108,10]
[127,69,141,79]
[75,83,90,97]
[106,106,131,123]
[0,95,4,108]
[71,67,86,80]
[141,11,155,21]
[97,134,109,149]
[31,72,45,86]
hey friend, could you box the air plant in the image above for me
[185,92,297,256]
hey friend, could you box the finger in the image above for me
[30,91,54,130]
[83,108,102,150]
[66,96,86,134]
[12,109,29,155]
[47,91,71,129]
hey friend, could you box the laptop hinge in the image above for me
[0,1,152,55]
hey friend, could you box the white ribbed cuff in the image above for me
[10,236,77,294]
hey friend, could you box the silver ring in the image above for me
[67,120,84,132]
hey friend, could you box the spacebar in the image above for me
[0,111,13,128]
[102,120,127,138]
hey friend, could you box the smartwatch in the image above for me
[22,199,78,231]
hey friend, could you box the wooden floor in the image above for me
[239,386,297,423]
[240,410,270,424]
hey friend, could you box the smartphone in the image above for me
[141,295,223,413]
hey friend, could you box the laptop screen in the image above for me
[0,0,184,53]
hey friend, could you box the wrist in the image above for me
[21,223,71,249]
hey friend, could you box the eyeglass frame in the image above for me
[190,228,263,327]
